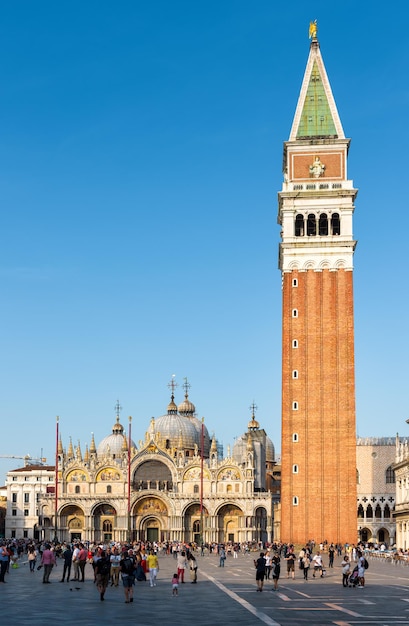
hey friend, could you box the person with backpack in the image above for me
[120,549,136,603]
[357,551,367,588]
[95,550,111,601]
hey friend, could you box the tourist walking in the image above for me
[28,545,38,573]
[254,552,267,592]
[312,552,323,578]
[41,544,56,583]
[357,551,366,588]
[146,549,159,587]
[302,550,310,580]
[172,572,179,596]
[188,552,198,583]
[265,551,272,579]
[0,541,8,583]
[60,544,73,582]
[286,547,296,579]
[271,553,280,591]
[72,543,80,581]
[177,550,187,583]
[78,543,88,582]
[110,547,121,587]
[328,544,335,568]
[219,547,226,567]
[95,550,111,601]
[120,549,136,604]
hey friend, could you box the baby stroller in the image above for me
[348,566,359,587]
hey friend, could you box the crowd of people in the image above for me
[251,541,371,592]
[0,536,373,597]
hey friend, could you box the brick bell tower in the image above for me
[278,24,358,545]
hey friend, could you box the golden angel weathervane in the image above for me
[309,19,318,39]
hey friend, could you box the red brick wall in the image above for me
[280,269,357,544]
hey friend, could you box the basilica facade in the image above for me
[33,388,276,545]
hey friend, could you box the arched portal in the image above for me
[184,503,209,544]
[216,504,244,544]
[60,505,85,542]
[93,503,117,543]
[377,528,390,546]
[132,497,169,542]
[255,507,268,545]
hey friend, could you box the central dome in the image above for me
[154,393,199,450]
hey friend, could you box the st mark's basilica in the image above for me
[38,379,278,545]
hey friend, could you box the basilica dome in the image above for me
[265,436,275,463]
[97,416,136,458]
[154,394,198,450]
[188,415,211,457]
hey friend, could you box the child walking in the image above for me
[172,572,179,596]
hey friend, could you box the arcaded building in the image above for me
[393,432,409,550]
[356,437,398,546]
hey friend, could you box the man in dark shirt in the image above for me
[254,552,267,592]
[60,544,73,582]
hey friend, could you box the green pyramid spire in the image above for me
[296,61,337,138]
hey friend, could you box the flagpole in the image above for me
[200,417,204,548]
[54,415,59,543]
[128,416,132,543]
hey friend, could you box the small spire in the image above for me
[67,437,74,458]
[76,440,82,461]
[58,435,63,455]
[122,434,128,452]
[84,445,89,463]
[89,432,96,454]
[211,435,217,452]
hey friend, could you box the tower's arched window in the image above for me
[292,370,298,379]
[295,214,304,237]
[319,213,328,236]
[307,214,316,236]
[386,466,395,484]
[331,213,340,235]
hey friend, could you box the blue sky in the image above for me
[1,1,408,483]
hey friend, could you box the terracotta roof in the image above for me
[9,465,55,472]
